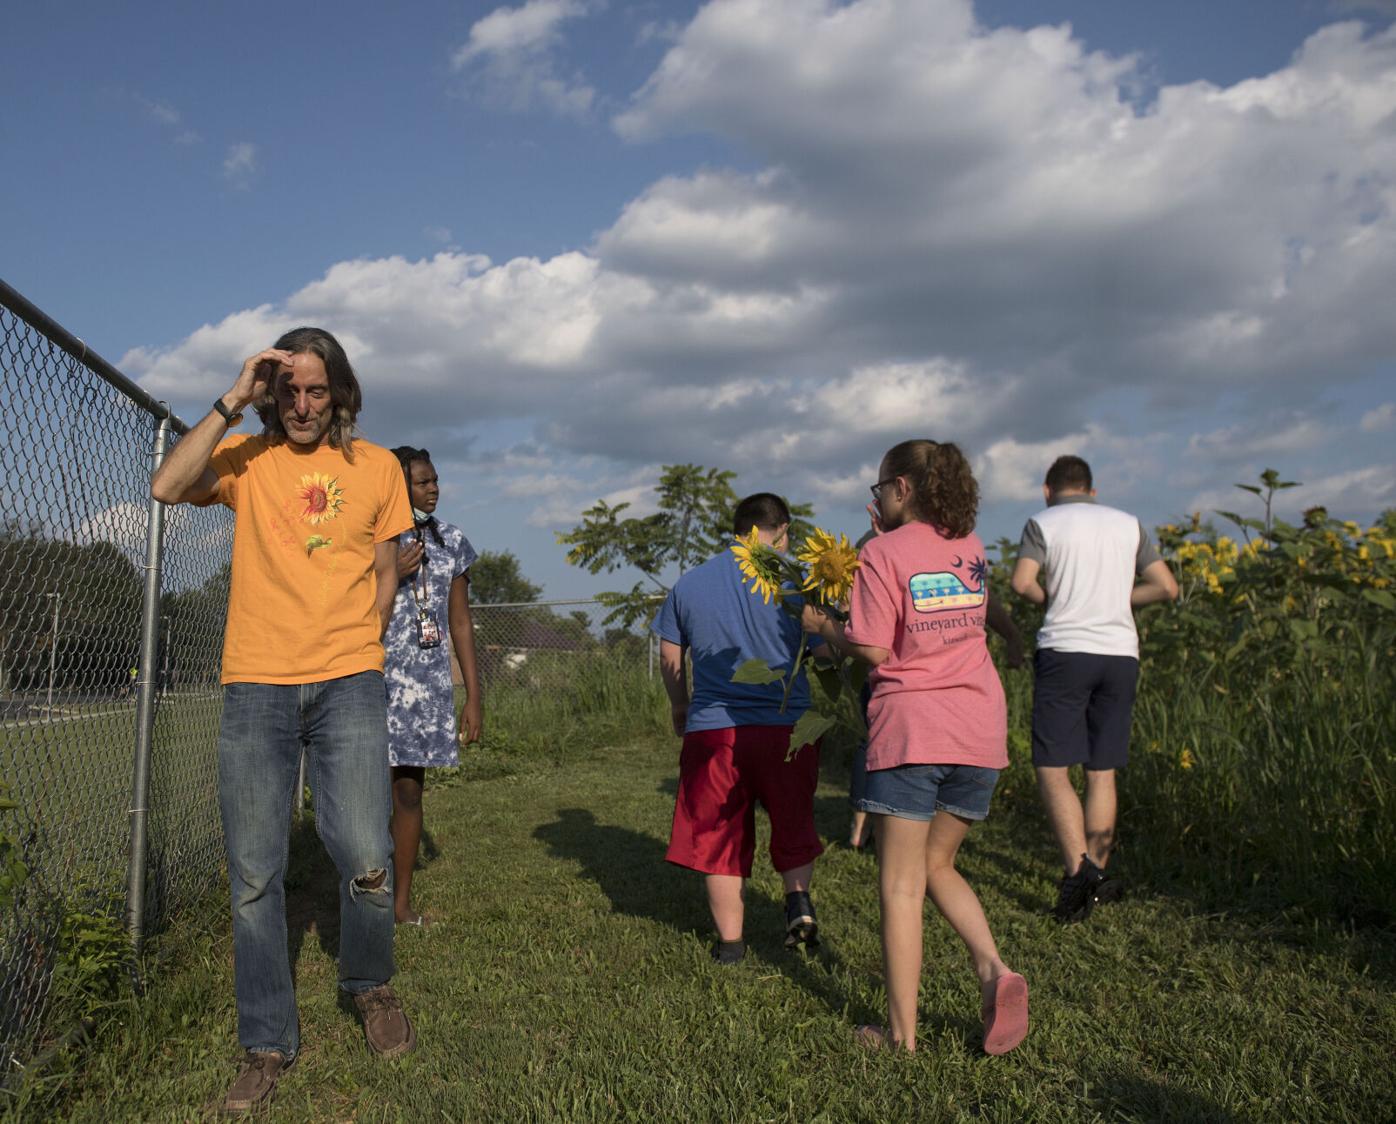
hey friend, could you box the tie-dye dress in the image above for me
[385,519,478,768]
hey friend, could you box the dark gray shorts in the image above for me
[1031,649,1139,770]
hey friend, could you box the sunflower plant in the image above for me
[728,527,865,757]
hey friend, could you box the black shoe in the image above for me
[784,890,819,949]
[1052,855,1122,923]
[711,939,746,965]
[1092,865,1125,907]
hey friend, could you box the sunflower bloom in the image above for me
[730,528,786,605]
[796,528,860,607]
[298,473,345,525]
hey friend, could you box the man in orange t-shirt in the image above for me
[152,327,414,1114]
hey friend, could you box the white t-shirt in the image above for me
[1018,496,1161,659]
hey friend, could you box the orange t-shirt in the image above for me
[201,434,413,684]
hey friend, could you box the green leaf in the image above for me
[1234,484,1263,496]
[731,659,785,685]
[812,664,843,703]
[1288,619,1318,641]
[789,709,835,752]
[1361,588,1396,611]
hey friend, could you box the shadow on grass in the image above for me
[284,817,342,983]
[533,809,706,940]
[532,809,880,1029]
[1083,1069,1239,1123]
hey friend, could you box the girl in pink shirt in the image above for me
[804,439,1028,1056]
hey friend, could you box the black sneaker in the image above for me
[1092,863,1125,908]
[1052,855,1123,923]
[784,890,819,949]
[711,939,746,965]
[1052,865,1095,923]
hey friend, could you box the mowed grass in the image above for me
[23,736,1396,1123]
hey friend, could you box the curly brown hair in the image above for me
[883,439,979,539]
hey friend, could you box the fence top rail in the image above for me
[474,596,664,610]
[0,277,190,434]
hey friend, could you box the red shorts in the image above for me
[665,725,824,877]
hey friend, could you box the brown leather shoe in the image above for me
[350,984,417,1057]
[222,1050,293,1115]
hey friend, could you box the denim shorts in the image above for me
[857,762,1000,822]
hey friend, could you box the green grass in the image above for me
[18,734,1395,1122]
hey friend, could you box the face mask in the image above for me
[413,507,432,523]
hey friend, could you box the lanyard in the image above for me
[409,527,431,612]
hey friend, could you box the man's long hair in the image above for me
[254,326,362,461]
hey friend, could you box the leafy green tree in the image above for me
[470,550,543,605]
[557,465,814,627]
[0,523,143,695]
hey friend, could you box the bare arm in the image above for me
[800,605,890,667]
[448,574,482,745]
[374,539,399,638]
[1131,559,1180,607]
[659,639,689,736]
[985,591,1025,669]
[150,348,290,505]
[1010,557,1046,606]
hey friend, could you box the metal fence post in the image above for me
[125,412,171,958]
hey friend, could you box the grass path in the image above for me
[32,738,1396,1122]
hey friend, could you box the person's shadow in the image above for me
[284,817,341,983]
[281,814,443,981]
[533,808,878,1028]
[533,808,706,938]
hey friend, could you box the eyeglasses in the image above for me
[869,476,900,501]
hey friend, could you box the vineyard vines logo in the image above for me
[908,555,987,614]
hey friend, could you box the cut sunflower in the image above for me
[797,528,860,607]
[730,527,789,605]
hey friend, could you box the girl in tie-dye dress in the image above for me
[384,447,483,926]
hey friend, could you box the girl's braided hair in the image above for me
[391,446,444,546]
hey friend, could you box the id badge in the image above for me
[416,609,441,649]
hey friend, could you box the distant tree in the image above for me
[469,550,543,605]
[557,464,814,628]
[0,522,143,695]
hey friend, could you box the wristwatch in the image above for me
[213,398,244,428]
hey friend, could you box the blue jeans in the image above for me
[857,762,1000,822]
[218,671,396,1057]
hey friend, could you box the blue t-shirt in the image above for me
[651,546,814,732]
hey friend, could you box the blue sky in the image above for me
[4,0,1395,602]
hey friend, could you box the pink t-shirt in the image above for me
[844,522,1008,771]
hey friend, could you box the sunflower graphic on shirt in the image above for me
[298,473,345,524]
[296,472,345,556]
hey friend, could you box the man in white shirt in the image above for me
[1010,456,1177,922]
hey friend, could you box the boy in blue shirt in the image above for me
[652,493,827,964]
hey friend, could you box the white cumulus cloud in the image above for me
[130,0,1396,541]
[451,0,596,117]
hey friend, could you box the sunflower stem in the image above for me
[779,636,807,715]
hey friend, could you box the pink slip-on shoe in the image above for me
[981,972,1029,1055]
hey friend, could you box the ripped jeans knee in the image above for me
[350,867,391,901]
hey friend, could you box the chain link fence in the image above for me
[0,276,665,1074]
[469,598,658,685]
[0,280,231,1074]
